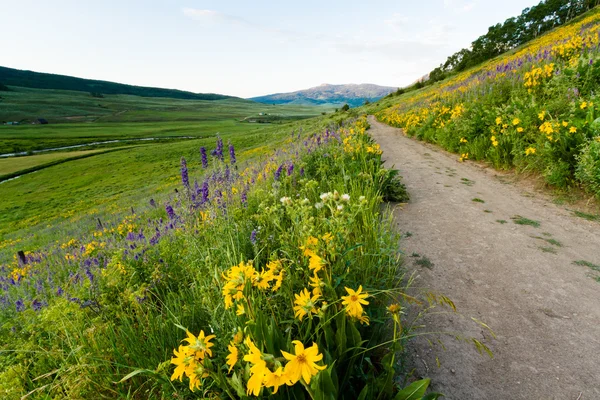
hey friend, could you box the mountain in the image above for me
[250,83,397,107]
[0,66,234,101]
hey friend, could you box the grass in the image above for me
[496,219,507,224]
[472,198,485,203]
[573,210,600,221]
[539,246,558,254]
[511,215,541,228]
[484,209,493,213]
[414,256,434,269]
[533,236,562,247]
[460,178,475,186]
[573,260,600,272]
[0,149,109,176]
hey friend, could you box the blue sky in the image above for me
[2,0,538,97]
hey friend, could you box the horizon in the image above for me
[2,0,538,98]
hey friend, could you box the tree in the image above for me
[341,104,350,112]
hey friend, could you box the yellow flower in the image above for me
[459,137,468,143]
[184,330,215,360]
[491,136,499,147]
[170,345,195,382]
[517,127,524,133]
[459,153,469,162]
[538,110,546,120]
[236,303,245,316]
[309,274,323,297]
[341,285,369,320]
[233,331,244,344]
[495,117,502,125]
[243,338,268,396]
[293,289,320,321]
[308,254,324,273]
[264,367,288,394]
[226,342,238,372]
[272,270,284,292]
[387,303,401,314]
[569,126,577,133]
[525,147,536,156]
[512,118,520,126]
[252,269,272,290]
[581,101,588,109]
[562,121,569,127]
[282,341,326,384]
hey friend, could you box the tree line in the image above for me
[428,0,600,83]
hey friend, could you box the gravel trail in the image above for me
[368,115,600,400]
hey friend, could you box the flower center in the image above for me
[350,295,358,302]
[297,354,307,364]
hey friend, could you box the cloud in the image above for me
[182,8,250,26]
[443,0,478,13]
[384,13,410,31]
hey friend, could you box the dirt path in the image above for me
[368,116,600,399]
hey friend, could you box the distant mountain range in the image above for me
[250,83,397,107]
[0,66,234,101]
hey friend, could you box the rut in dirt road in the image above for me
[368,116,600,400]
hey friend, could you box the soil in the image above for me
[368,116,600,400]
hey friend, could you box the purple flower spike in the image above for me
[200,147,208,168]
[15,299,25,312]
[250,229,257,244]
[180,157,190,188]
[165,204,176,220]
[287,163,294,176]
[229,143,236,165]
[274,164,284,181]
[201,181,209,204]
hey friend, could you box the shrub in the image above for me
[576,138,600,198]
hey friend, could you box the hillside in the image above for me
[371,6,600,201]
[0,66,233,101]
[250,83,396,107]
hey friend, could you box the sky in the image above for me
[1,0,539,98]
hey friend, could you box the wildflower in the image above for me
[293,289,320,321]
[274,164,284,180]
[165,204,176,220]
[512,118,521,126]
[341,285,369,320]
[282,341,326,384]
[244,338,268,396]
[309,274,323,296]
[490,136,499,147]
[569,126,577,133]
[562,121,569,127]
[180,157,190,188]
[319,192,333,201]
[459,137,468,143]
[308,254,324,273]
[336,205,344,211]
[287,163,294,176]
[280,196,292,205]
[517,127,524,133]
[229,143,236,165]
[525,147,536,156]
[581,101,588,109]
[387,303,401,314]
[236,303,245,316]
[214,137,224,161]
[171,345,195,382]
[250,230,257,245]
[184,330,216,360]
[200,147,208,168]
[226,342,238,372]
[341,193,350,202]
[459,153,469,162]
[265,367,288,394]
[234,331,244,344]
[538,110,546,120]
[315,202,324,209]
[495,117,502,125]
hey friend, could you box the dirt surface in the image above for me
[368,116,600,399]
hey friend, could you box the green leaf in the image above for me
[422,392,445,400]
[357,383,370,400]
[394,379,430,400]
[117,368,153,383]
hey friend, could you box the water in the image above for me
[0,136,196,158]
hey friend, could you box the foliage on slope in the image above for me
[378,8,600,199]
[0,117,456,399]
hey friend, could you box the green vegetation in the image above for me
[512,216,541,227]
[496,219,508,224]
[375,7,600,202]
[0,65,233,100]
[573,210,600,221]
[0,117,460,399]
[472,198,485,203]
[414,256,435,269]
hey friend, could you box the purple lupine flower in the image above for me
[229,143,236,165]
[212,137,224,161]
[150,198,156,208]
[225,166,231,181]
[201,181,209,204]
[200,147,209,168]
[15,299,25,312]
[180,157,190,188]
[57,287,64,296]
[32,299,44,311]
[165,204,176,220]
[250,230,257,244]
[287,163,294,176]
[274,164,284,181]
[241,190,247,205]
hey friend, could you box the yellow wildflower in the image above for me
[308,254,324,273]
[538,110,546,120]
[495,117,502,125]
[460,137,468,143]
[512,118,520,126]
[580,101,588,109]
[569,126,577,133]
[293,289,320,321]
[341,285,369,320]
[517,127,524,133]
[264,367,288,394]
[459,153,469,162]
[184,330,215,360]
[171,345,195,382]
[236,303,245,316]
[281,341,326,384]
[525,147,536,156]
[309,274,323,297]
[226,342,238,372]
[562,121,569,127]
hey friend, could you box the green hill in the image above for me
[0,66,233,101]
